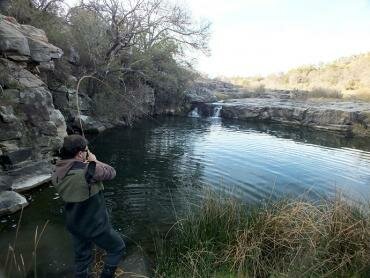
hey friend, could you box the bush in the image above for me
[291,87,343,100]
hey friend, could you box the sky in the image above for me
[65,0,370,77]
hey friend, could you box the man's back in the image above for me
[52,135,124,278]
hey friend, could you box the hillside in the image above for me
[229,52,370,101]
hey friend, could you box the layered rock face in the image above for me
[192,94,370,136]
[0,15,67,214]
[219,97,370,136]
[187,80,370,136]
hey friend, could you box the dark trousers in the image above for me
[71,227,126,277]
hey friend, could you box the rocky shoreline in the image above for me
[187,82,370,137]
[219,97,370,136]
[0,15,67,215]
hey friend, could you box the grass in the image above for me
[292,87,343,99]
[2,208,49,278]
[154,193,370,277]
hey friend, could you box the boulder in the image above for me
[12,173,51,192]
[27,37,63,62]
[0,18,30,57]
[7,160,52,192]
[0,190,28,215]
[0,15,63,64]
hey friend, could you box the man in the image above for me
[52,135,125,278]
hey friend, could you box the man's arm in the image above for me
[93,161,116,181]
[86,151,116,181]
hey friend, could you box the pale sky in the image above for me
[65,0,370,77]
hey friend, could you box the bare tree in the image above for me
[79,0,210,62]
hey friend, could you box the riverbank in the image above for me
[155,194,370,277]
[187,84,370,137]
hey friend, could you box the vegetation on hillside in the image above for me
[155,193,370,277]
[229,53,370,101]
[2,0,210,122]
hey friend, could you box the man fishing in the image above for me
[52,134,125,278]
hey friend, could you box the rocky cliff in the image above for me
[0,15,67,214]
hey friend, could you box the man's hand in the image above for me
[87,151,97,162]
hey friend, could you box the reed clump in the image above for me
[155,195,370,277]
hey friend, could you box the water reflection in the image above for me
[88,117,370,246]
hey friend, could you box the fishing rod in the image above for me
[75,73,164,137]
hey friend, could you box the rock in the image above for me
[38,61,55,71]
[49,109,68,138]
[73,115,107,134]
[51,89,69,109]
[0,18,30,57]
[0,58,45,89]
[0,141,19,152]
[0,175,12,190]
[186,85,217,103]
[6,160,52,192]
[0,16,63,64]
[20,24,48,42]
[0,105,17,123]
[2,89,21,103]
[27,37,63,62]
[8,55,29,62]
[0,148,32,166]
[0,191,28,215]
[0,121,22,141]
[12,173,51,192]
[215,98,370,135]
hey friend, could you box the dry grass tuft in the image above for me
[155,195,370,277]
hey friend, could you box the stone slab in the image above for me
[0,148,32,166]
[11,173,51,192]
[0,190,28,215]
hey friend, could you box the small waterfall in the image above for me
[212,106,222,118]
[188,107,200,117]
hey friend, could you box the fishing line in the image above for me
[75,74,165,137]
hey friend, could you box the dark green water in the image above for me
[1,116,370,276]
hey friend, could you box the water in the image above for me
[1,116,370,275]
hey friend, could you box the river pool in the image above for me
[1,116,370,276]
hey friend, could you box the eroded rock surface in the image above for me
[0,15,67,215]
[218,97,370,136]
[0,191,28,215]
